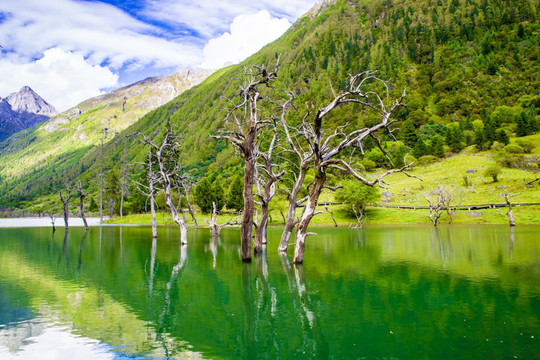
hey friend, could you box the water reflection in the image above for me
[77,230,87,272]
[0,225,538,359]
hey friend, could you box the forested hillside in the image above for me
[1,0,538,213]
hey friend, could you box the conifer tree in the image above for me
[431,135,445,158]
[483,118,497,144]
[495,128,510,145]
[474,127,486,150]
[88,197,98,213]
[413,138,428,158]
[400,119,418,148]
[527,106,539,134]
[226,176,244,212]
[213,180,225,212]
[194,178,214,214]
[446,123,464,152]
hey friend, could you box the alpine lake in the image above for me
[0,224,538,359]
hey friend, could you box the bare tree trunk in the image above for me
[48,212,56,233]
[59,185,73,230]
[80,194,89,231]
[175,183,187,223]
[134,131,188,244]
[240,128,256,262]
[120,143,127,219]
[100,131,105,224]
[208,202,220,238]
[164,185,188,244]
[148,147,157,239]
[293,169,325,264]
[254,202,269,253]
[206,202,237,239]
[278,166,307,252]
[75,181,89,231]
[325,205,338,227]
[503,194,516,227]
[183,185,198,229]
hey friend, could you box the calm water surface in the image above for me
[0,225,538,359]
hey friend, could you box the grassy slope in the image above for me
[1,0,539,223]
[109,134,540,226]
[0,70,211,203]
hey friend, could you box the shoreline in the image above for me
[0,217,105,228]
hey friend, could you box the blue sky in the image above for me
[0,0,315,111]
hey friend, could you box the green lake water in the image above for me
[0,225,538,359]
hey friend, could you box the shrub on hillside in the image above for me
[335,180,381,216]
[491,141,505,151]
[504,144,524,154]
[484,165,502,183]
[515,139,535,154]
[418,155,437,166]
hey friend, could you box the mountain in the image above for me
[0,0,538,210]
[0,86,57,142]
[0,68,213,206]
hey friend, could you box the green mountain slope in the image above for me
[0,68,212,206]
[1,0,538,212]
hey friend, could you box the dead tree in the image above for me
[425,193,444,227]
[274,94,313,253]
[134,130,188,244]
[212,58,280,262]
[58,182,73,230]
[324,205,338,227]
[206,202,237,238]
[174,181,188,223]
[177,177,198,228]
[99,127,109,224]
[133,145,159,239]
[440,187,456,224]
[75,181,89,230]
[502,193,517,226]
[285,71,416,264]
[254,121,284,253]
[120,141,129,219]
[47,211,57,232]
[424,185,454,226]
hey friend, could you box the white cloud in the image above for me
[143,0,315,39]
[0,0,316,111]
[0,48,119,112]
[201,11,291,69]
[0,0,203,71]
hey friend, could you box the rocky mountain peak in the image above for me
[6,86,57,117]
[0,86,57,142]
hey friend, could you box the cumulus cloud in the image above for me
[143,0,315,38]
[0,0,316,111]
[201,11,291,69]
[0,0,202,70]
[0,48,119,112]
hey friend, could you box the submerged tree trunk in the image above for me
[48,212,56,233]
[206,202,237,239]
[240,128,257,262]
[278,166,307,253]
[503,194,516,227]
[184,185,198,229]
[164,188,188,244]
[148,147,158,239]
[293,169,326,264]
[76,181,89,231]
[208,202,220,238]
[80,195,89,230]
[254,202,269,254]
[59,186,73,230]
